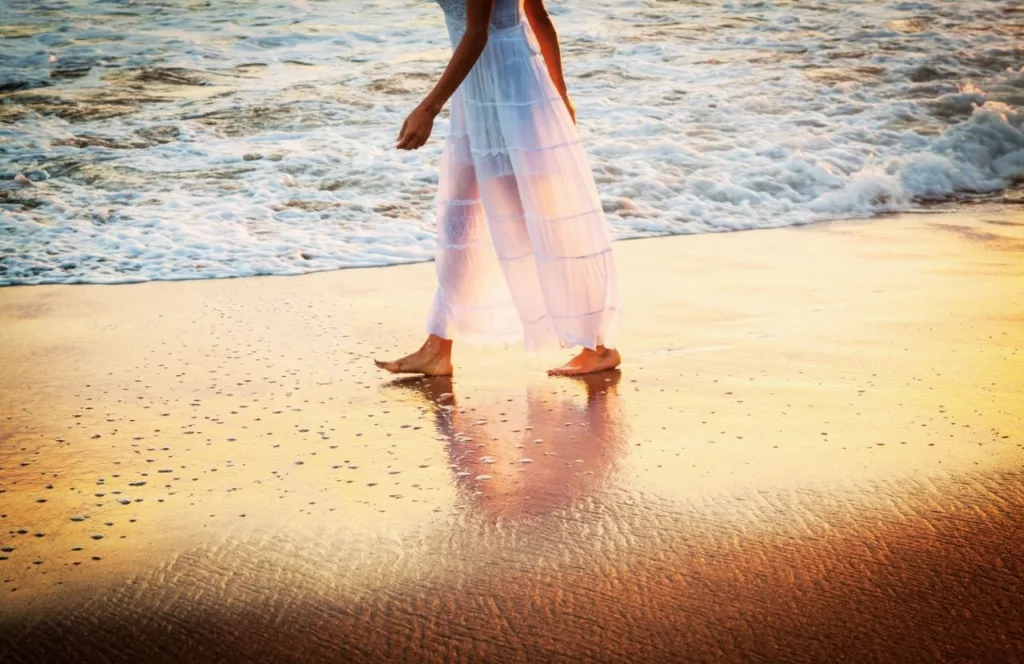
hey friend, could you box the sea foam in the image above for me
[0,0,1021,284]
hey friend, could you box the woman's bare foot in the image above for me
[548,345,622,376]
[374,334,454,376]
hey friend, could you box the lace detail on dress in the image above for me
[435,0,523,42]
[435,0,466,23]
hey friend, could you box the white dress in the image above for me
[426,0,620,352]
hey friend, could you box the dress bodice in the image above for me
[436,0,524,42]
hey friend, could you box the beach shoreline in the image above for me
[1,209,1022,661]
[1,200,1019,289]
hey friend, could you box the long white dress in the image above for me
[426,0,620,352]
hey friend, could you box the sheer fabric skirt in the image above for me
[426,21,620,352]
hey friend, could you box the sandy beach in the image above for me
[1,209,1022,662]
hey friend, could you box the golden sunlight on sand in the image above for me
[1,210,1021,661]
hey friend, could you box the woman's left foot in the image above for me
[548,346,621,376]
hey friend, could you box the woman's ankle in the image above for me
[425,333,453,353]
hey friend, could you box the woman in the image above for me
[374,0,621,377]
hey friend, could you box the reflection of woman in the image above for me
[387,371,624,520]
[374,0,622,378]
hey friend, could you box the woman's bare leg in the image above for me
[375,334,454,376]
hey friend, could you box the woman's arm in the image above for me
[396,0,495,150]
[523,0,574,124]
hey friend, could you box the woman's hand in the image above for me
[396,104,437,150]
[561,92,576,125]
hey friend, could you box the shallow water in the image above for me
[1,0,1022,284]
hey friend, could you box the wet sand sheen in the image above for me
[1,211,1022,661]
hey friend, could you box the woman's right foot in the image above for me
[547,346,621,376]
[374,335,453,376]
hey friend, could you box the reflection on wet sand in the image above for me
[386,372,625,521]
[1,213,1022,662]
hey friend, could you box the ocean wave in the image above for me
[0,0,1021,285]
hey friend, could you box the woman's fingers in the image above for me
[397,117,409,146]
[561,94,576,125]
[397,133,415,150]
[396,108,434,150]
[397,125,413,150]
[397,129,426,150]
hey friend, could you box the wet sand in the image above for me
[1,210,1022,662]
